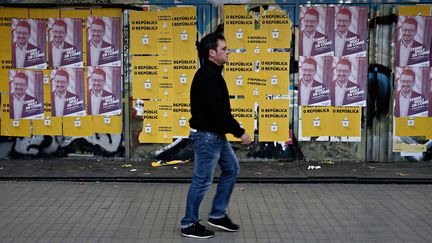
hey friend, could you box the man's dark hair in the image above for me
[198,33,225,65]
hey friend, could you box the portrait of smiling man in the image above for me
[48,19,82,68]
[394,68,428,117]
[12,19,46,68]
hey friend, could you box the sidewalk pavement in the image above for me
[1,181,432,242]
[1,159,432,183]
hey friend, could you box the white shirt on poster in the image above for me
[302,32,314,56]
[399,93,410,117]
[399,42,412,66]
[54,92,66,116]
[15,43,26,68]
[52,43,63,67]
[90,42,101,66]
[335,33,347,57]
[91,90,102,115]
[13,94,24,119]
[335,82,347,106]
[300,81,312,106]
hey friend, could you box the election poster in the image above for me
[298,56,331,106]
[334,6,368,58]
[92,115,122,134]
[394,67,429,117]
[87,66,121,116]
[224,5,254,49]
[129,10,158,55]
[61,9,90,59]
[227,99,255,142]
[395,16,431,67]
[139,100,159,143]
[63,116,93,137]
[299,106,332,138]
[429,67,432,116]
[158,58,174,99]
[225,53,254,96]
[261,7,291,49]
[157,10,173,58]
[299,6,334,57]
[258,99,289,142]
[172,99,191,138]
[171,6,197,53]
[48,18,83,68]
[32,71,63,136]
[173,52,197,99]
[11,18,47,69]
[331,56,367,106]
[131,55,159,99]
[9,70,44,120]
[261,51,290,96]
[86,17,121,67]
[50,68,86,117]
[157,101,173,143]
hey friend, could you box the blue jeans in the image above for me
[181,130,240,227]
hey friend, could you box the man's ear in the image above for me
[209,49,216,58]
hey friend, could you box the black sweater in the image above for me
[189,60,245,138]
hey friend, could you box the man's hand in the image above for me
[240,133,252,145]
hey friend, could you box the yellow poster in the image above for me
[259,99,289,142]
[139,100,159,143]
[171,7,197,53]
[172,99,191,138]
[224,5,254,49]
[173,52,197,98]
[426,118,432,139]
[394,117,431,137]
[92,115,122,134]
[261,8,291,48]
[158,58,173,99]
[61,9,90,61]
[131,56,159,99]
[329,107,361,137]
[158,10,173,57]
[245,28,269,56]
[157,101,173,143]
[227,99,255,142]
[129,10,158,55]
[0,8,27,53]
[301,106,332,137]
[29,8,59,18]
[91,8,122,17]
[393,140,427,153]
[225,53,254,96]
[33,73,62,136]
[398,6,431,16]
[63,116,93,137]
[261,52,290,96]
[1,94,31,137]
[0,69,9,93]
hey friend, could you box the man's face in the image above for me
[16,25,30,46]
[400,74,415,94]
[336,13,351,35]
[13,77,28,96]
[52,24,66,45]
[90,23,104,43]
[54,74,69,94]
[336,63,351,84]
[210,39,229,65]
[91,73,106,92]
[303,14,318,34]
[301,62,316,82]
[401,23,416,43]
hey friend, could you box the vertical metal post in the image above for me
[123,9,131,161]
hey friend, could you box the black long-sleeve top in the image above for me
[189,59,245,138]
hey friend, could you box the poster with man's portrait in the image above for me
[11,19,46,69]
[334,6,368,57]
[50,68,86,117]
[395,16,431,67]
[87,66,121,116]
[331,56,367,106]
[394,67,429,117]
[86,17,121,67]
[428,68,432,117]
[9,70,44,120]
[298,56,332,106]
[299,6,334,57]
[48,18,83,68]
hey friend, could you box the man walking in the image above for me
[180,33,252,239]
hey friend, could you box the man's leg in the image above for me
[209,137,240,219]
[181,131,221,227]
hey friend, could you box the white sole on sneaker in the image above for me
[207,221,239,232]
[180,232,215,239]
